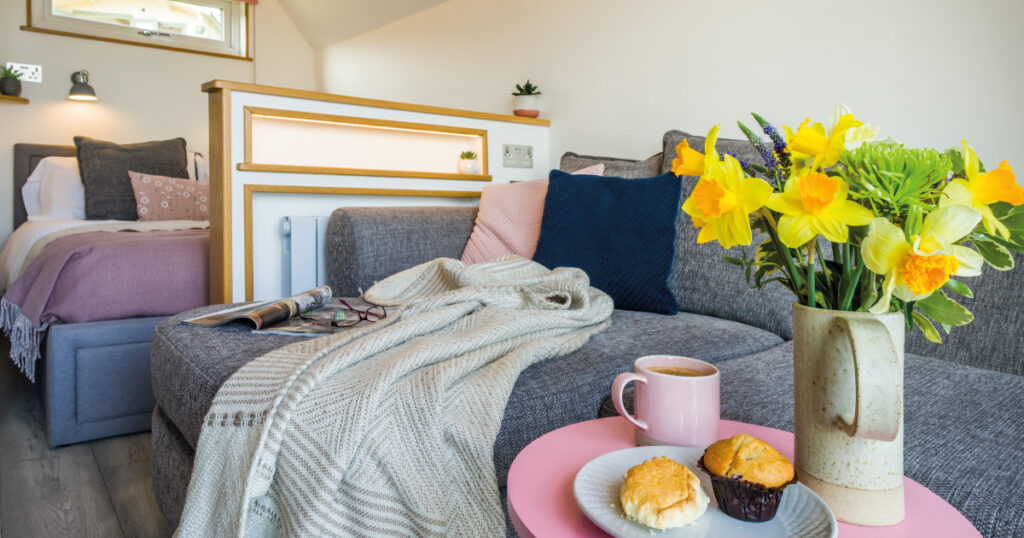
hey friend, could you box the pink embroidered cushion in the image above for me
[461,164,604,264]
[128,171,209,221]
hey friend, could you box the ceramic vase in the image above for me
[792,303,905,526]
[512,94,540,118]
[458,158,479,175]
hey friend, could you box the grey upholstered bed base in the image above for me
[10,144,169,447]
[40,316,166,447]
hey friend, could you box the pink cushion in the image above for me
[129,171,209,221]
[461,164,604,264]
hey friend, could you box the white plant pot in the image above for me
[513,94,541,118]
[458,158,479,175]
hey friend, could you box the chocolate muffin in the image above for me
[698,434,797,522]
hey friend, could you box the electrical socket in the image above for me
[503,144,534,169]
[6,63,42,83]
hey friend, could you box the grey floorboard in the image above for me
[91,436,171,538]
[0,338,169,537]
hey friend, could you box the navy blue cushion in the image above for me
[533,170,681,314]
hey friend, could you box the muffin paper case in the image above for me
[699,456,798,522]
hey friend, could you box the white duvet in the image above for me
[0,219,210,291]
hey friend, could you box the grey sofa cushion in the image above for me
[659,129,765,175]
[73,136,189,220]
[711,341,1024,538]
[151,306,782,455]
[905,251,1024,376]
[151,406,193,528]
[658,129,797,339]
[325,206,477,296]
[560,151,663,179]
[668,190,797,339]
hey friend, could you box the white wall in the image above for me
[320,0,1024,178]
[0,0,315,245]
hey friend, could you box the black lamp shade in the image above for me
[68,70,97,101]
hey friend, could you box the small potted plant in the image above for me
[458,150,480,174]
[1,65,23,97]
[512,80,542,118]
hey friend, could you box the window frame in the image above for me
[23,0,254,61]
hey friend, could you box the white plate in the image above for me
[574,445,837,538]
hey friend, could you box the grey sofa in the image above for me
[150,134,1024,537]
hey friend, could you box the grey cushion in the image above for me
[560,151,663,179]
[667,183,797,339]
[325,206,477,296]
[150,304,299,448]
[659,129,766,175]
[151,406,193,529]
[658,130,796,339]
[712,342,1024,538]
[151,306,782,460]
[74,136,189,220]
[905,251,1024,376]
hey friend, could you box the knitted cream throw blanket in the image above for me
[175,256,613,537]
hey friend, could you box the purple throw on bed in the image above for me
[1,229,209,380]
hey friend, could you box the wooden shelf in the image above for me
[0,94,29,105]
[238,163,493,182]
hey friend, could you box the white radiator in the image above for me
[281,216,330,296]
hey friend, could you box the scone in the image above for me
[619,457,710,530]
[698,434,796,522]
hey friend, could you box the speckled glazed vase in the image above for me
[792,303,905,526]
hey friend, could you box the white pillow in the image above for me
[187,151,209,182]
[27,157,86,221]
[21,178,42,218]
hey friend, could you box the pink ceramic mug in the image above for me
[612,355,720,446]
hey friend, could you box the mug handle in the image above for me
[612,372,648,431]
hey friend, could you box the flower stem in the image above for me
[807,244,817,308]
[815,241,832,304]
[759,208,805,295]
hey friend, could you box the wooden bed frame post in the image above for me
[206,86,232,304]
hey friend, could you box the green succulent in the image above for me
[460,151,477,160]
[0,65,23,79]
[512,80,541,96]
[833,142,952,232]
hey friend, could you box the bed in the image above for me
[2,143,209,447]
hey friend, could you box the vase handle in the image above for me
[831,317,902,442]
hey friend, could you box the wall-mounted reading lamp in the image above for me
[68,70,97,101]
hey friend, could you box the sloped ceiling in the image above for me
[277,0,447,49]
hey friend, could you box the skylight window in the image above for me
[24,0,252,59]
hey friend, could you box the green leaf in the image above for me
[944,279,973,298]
[722,256,743,266]
[972,237,1014,270]
[912,311,942,343]
[916,291,973,326]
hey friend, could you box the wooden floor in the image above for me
[0,339,171,538]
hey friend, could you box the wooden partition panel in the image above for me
[203,80,551,303]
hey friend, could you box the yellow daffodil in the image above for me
[861,205,984,313]
[828,104,881,150]
[764,173,873,247]
[787,114,863,171]
[672,125,721,177]
[682,152,773,249]
[941,140,1023,239]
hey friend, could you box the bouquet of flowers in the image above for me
[672,105,1024,342]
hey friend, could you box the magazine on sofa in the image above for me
[183,286,385,337]
[184,286,332,331]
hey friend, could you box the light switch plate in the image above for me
[6,63,42,83]
[503,144,533,168]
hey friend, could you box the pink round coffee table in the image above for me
[507,417,980,537]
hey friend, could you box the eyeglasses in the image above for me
[300,299,386,327]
